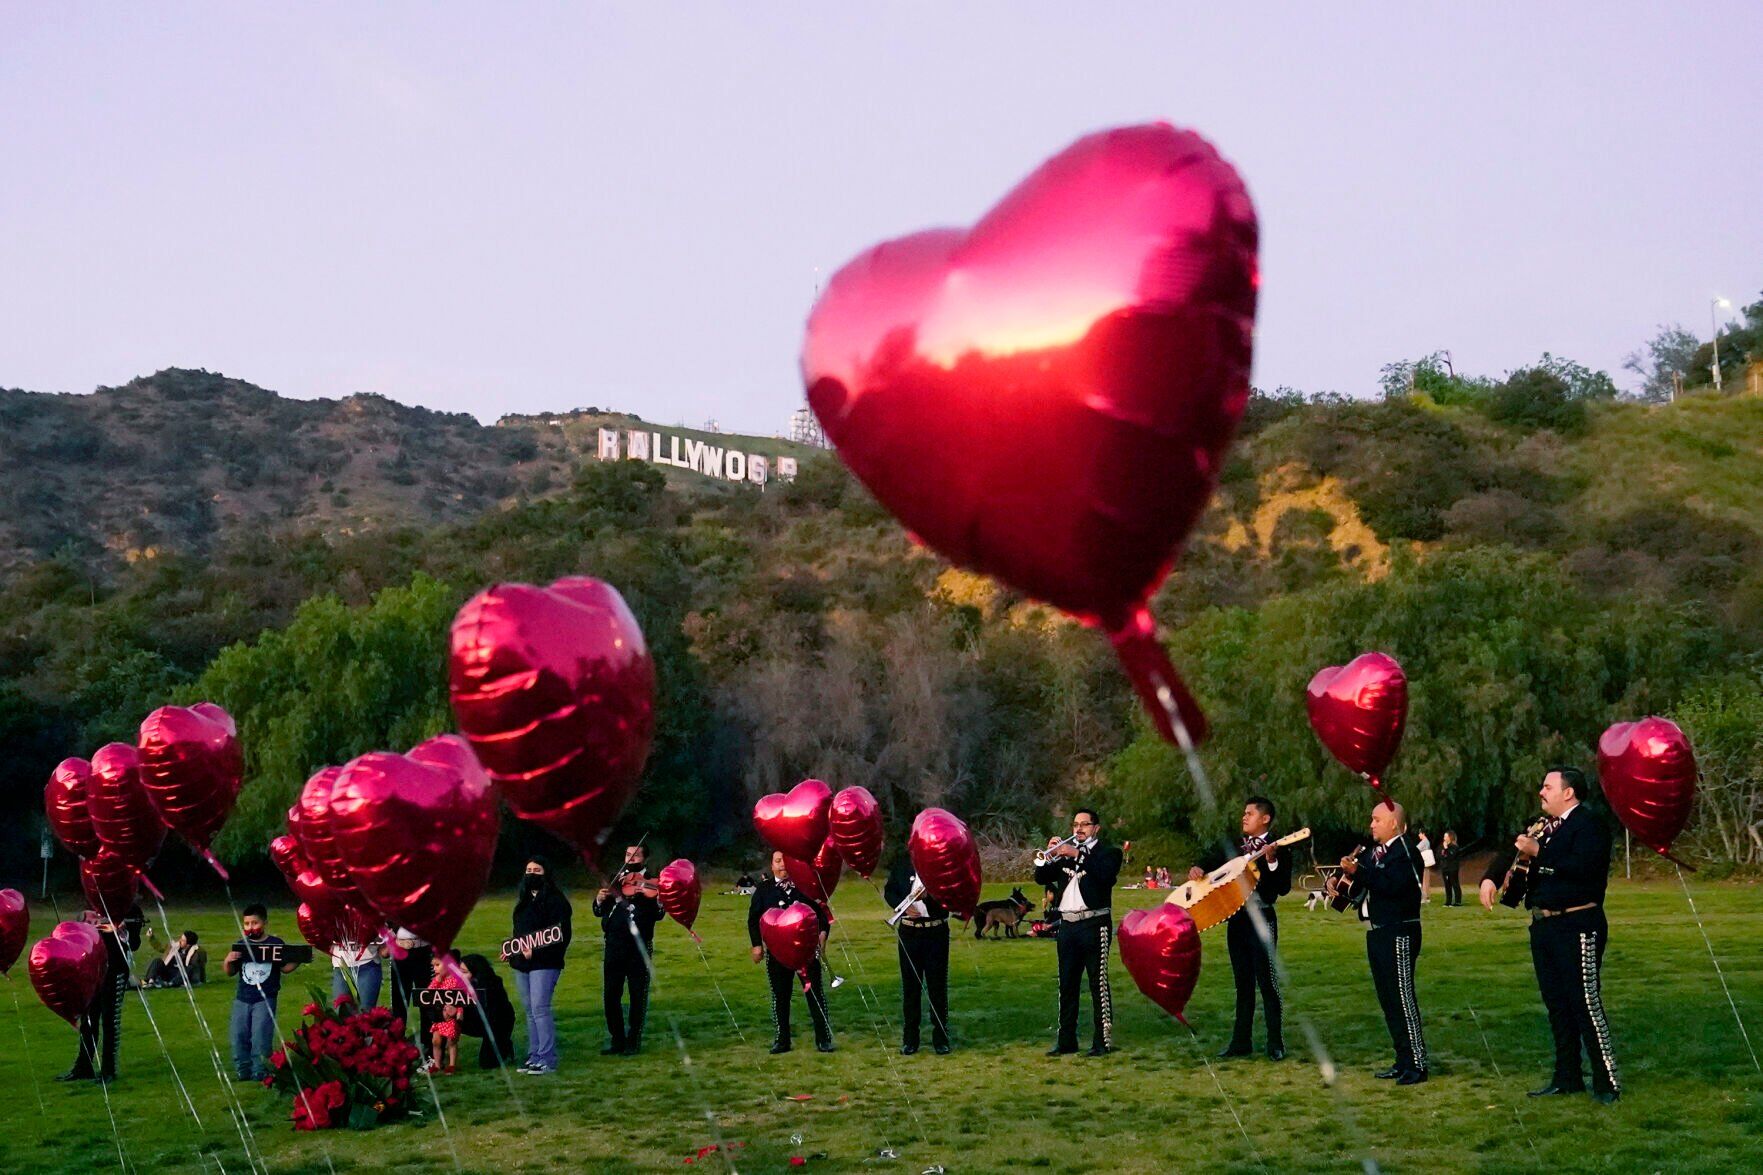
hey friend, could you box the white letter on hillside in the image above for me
[748,455,768,485]
[725,450,746,481]
[597,428,620,460]
[701,446,724,478]
[626,430,650,461]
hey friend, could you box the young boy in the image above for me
[223,904,301,1081]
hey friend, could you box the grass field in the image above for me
[2,878,1760,1174]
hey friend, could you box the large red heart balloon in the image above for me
[137,702,244,875]
[759,902,822,975]
[754,779,833,862]
[0,889,28,976]
[656,859,702,938]
[270,834,338,911]
[1307,652,1408,795]
[786,836,844,904]
[290,766,370,907]
[1598,717,1697,862]
[803,123,1259,747]
[80,851,140,920]
[327,734,500,953]
[29,921,106,1024]
[294,897,383,955]
[908,808,983,919]
[828,786,883,878]
[88,742,167,880]
[449,577,656,861]
[45,757,101,859]
[1118,904,1203,1025]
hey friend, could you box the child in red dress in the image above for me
[427,951,470,1074]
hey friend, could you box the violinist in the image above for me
[593,843,663,1056]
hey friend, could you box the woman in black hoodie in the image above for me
[506,856,572,1074]
[457,954,518,1069]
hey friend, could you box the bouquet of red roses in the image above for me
[265,988,427,1130]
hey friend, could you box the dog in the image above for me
[973,888,1034,939]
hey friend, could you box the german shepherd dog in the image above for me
[974,888,1033,939]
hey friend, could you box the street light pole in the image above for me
[1711,297,1732,392]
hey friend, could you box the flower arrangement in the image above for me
[265,988,426,1130]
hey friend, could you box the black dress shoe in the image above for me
[933,1043,951,1055]
[56,1069,95,1083]
[1046,1045,1077,1056]
[619,1042,642,1056]
[1087,1045,1111,1057]
[1591,1090,1620,1105]
[1266,1046,1286,1061]
[900,1044,919,1056]
[600,1044,624,1055]
[1217,1044,1252,1058]
[769,1041,792,1055]
[1374,1066,1402,1079]
[814,1039,835,1053]
[1528,1084,1584,1097]
[1397,1069,1427,1085]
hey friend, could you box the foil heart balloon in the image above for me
[1306,652,1408,796]
[785,836,844,904]
[1598,717,1697,864]
[754,779,833,862]
[449,577,656,861]
[828,786,884,878]
[137,702,244,876]
[0,890,28,975]
[908,808,982,919]
[88,742,166,889]
[656,859,703,938]
[759,902,822,975]
[327,734,500,953]
[29,921,105,1024]
[294,897,383,955]
[270,834,340,911]
[290,766,369,907]
[80,851,140,919]
[295,902,339,954]
[1118,904,1203,1025]
[45,757,101,859]
[803,123,1259,747]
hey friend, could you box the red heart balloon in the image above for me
[327,734,500,953]
[294,897,383,955]
[1306,652,1408,794]
[1118,904,1203,1025]
[754,779,833,862]
[908,808,983,919]
[656,859,702,937]
[0,889,28,976]
[45,757,101,859]
[270,833,338,911]
[785,836,844,904]
[759,902,822,974]
[828,786,884,878]
[137,702,244,874]
[88,742,167,877]
[1598,717,1697,861]
[79,851,140,920]
[29,921,106,1024]
[803,123,1258,747]
[295,902,339,954]
[289,765,371,908]
[449,577,656,861]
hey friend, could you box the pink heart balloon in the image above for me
[29,921,105,1024]
[45,758,101,859]
[289,766,370,908]
[1118,904,1203,1025]
[88,742,166,881]
[802,123,1259,748]
[759,902,822,974]
[327,734,500,953]
[0,889,28,976]
[1598,717,1697,862]
[137,703,244,874]
[754,779,834,862]
[79,851,140,920]
[828,786,884,878]
[449,577,656,861]
[656,859,702,938]
[1306,652,1408,795]
[908,808,982,919]
[785,836,844,904]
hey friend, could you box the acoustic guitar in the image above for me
[1165,828,1312,931]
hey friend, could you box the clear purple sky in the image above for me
[3,5,1759,432]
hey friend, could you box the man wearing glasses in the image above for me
[1034,809,1122,1056]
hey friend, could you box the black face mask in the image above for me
[523,877,544,895]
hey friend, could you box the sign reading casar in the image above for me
[598,427,797,486]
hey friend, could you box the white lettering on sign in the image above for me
[724,450,746,481]
[627,431,650,461]
[701,445,724,478]
[595,427,797,485]
[597,428,620,460]
[777,456,798,479]
[748,454,768,484]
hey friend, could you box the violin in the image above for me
[604,867,659,900]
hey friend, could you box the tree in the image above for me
[1669,672,1763,868]
[1623,324,1700,402]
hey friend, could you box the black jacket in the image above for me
[1348,836,1423,928]
[1438,842,1463,875]
[1198,835,1294,906]
[592,876,664,952]
[508,887,573,972]
[1033,839,1122,911]
[747,875,829,947]
[1483,806,1612,910]
[884,859,949,922]
[99,906,144,974]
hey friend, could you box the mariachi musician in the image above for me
[1034,808,1121,1057]
[1479,767,1620,1103]
[1340,800,1428,1085]
[592,843,663,1056]
[747,850,834,1054]
[1189,796,1291,1060]
[885,853,951,1055]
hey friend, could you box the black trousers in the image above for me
[1367,923,1426,1073]
[72,966,126,1077]
[1225,904,1282,1050]
[897,927,949,1049]
[1442,869,1462,906]
[390,946,434,1037]
[766,954,832,1047]
[604,939,652,1048]
[1530,909,1618,1094]
[1054,916,1113,1052]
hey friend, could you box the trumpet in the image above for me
[886,878,927,927]
[1034,833,1082,869]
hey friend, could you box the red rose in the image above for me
[269,1050,287,1069]
[789,1159,805,1167]
[302,1002,320,1017]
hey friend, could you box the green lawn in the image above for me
[2,879,1760,1174]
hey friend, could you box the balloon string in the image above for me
[860,875,952,1044]
[825,920,922,1159]
[88,1018,135,1174]
[687,934,747,1042]
[1181,1021,1266,1172]
[91,892,205,1130]
[668,1010,740,1175]
[6,977,48,1115]
[1675,865,1761,1072]
[1465,1002,1543,1165]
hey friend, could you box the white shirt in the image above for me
[1058,839,1097,913]
[332,942,377,969]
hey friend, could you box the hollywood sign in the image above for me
[598,427,798,486]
